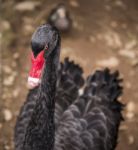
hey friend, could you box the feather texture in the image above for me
[15,65,123,150]
[14,58,84,150]
[15,23,124,150]
[55,57,84,126]
[54,68,123,150]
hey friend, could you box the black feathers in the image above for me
[84,68,123,101]
[15,58,123,150]
[54,68,123,150]
[15,23,124,150]
[55,57,84,126]
[14,58,84,150]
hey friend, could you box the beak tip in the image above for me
[27,77,40,89]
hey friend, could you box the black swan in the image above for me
[47,4,72,32]
[14,24,124,150]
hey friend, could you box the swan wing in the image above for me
[55,69,123,150]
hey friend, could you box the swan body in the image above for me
[14,24,123,150]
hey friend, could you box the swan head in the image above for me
[28,24,60,89]
[31,24,60,58]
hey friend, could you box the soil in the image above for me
[0,0,138,150]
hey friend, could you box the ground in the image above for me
[0,0,138,150]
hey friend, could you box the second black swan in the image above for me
[47,4,72,32]
[14,24,124,150]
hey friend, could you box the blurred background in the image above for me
[0,0,138,149]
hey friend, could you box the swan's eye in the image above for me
[44,44,48,50]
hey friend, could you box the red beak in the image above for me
[28,50,45,89]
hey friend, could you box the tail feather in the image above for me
[56,57,84,106]
[60,57,84,87]
[81,69,124,149]
[84,68,123,103]
[55,57,84,126]
[55,68,124,150]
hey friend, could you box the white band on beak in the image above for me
[28,77,41,89]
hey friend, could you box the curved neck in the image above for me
[40,43,60,101]
[23,40,60,150]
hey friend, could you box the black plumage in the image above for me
[55,57,84,126]
[55,68,124,150]
[14,24,124,150]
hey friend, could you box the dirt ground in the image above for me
[0,0,138,149]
